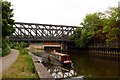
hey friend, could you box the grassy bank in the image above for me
[2,48,37,79]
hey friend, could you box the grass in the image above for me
[2,48,37,79]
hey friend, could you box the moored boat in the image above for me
[50,50,72,65]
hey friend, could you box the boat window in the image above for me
[61,56,71,61]
[52,53,60,59]
[52,54,56,57]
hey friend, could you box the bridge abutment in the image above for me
[61,44,67,51]
[29,42,68,51]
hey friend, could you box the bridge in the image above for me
[10,22,78,42]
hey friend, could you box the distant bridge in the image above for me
[10,22,78,42]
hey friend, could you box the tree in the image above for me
[70,12,107,47]
[102,7,120,44]
[0,0,2,48]
[70,7,120,48]
[2,1,15,56]
[70,28,88,47]
[2,1,15,38]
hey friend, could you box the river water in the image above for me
[68,50,120,78]
[31,49,120,79]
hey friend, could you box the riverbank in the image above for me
[0,49,19,79]
[67,47,120,59]
[28,52,54,79]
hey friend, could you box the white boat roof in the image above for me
[51,51,69,56]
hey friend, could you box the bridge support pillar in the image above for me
[61,44,67,51]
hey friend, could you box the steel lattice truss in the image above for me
[10,22,78,42]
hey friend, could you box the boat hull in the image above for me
[50,55,72,66]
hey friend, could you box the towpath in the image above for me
[0,49,19,77]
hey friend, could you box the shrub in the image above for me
[2,38,10,56]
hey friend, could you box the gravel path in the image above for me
[0,49,19,76]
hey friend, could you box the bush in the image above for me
[2,47,10,56]
[10,41,29,50]
[2,38,11,56]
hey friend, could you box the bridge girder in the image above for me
[10,22,78,42]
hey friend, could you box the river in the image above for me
[68,50,120,78]
[31,48,120,79]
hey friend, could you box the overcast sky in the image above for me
[8,0,120,26]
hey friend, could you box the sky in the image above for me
[8,0,120,26]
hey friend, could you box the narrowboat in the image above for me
[50,50,72,64]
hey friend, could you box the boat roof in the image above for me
[51,51,69,56]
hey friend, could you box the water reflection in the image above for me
[46,65,77,79]
[68,50,120,78]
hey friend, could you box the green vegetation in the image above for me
[2,1,15,56]
[2,47,36,79]
[0,0,2,55]
[9,41,29,49]
[2,1,36,78]
[2,1,15,37]
[70,7,120,47]
[2,37,10,56]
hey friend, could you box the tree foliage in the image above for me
[2,1,15,37]
[70,7,120,47]
[2,1,15,56]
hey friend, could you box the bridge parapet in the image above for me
[10,22,78,42]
